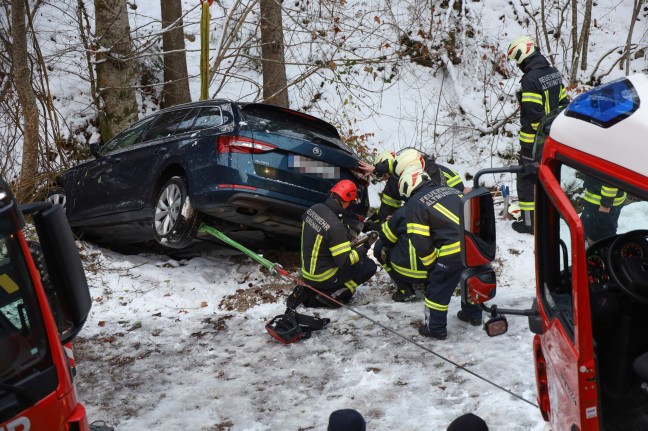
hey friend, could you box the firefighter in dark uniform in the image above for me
[580,174,627,246]
[399,167,482,339]
[372,148,465,226]
[287,180,377,309]
[374,206,427,302]
[507,36,569,234]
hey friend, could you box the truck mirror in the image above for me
[460,264,497,304]
[484,314,508,337]
[31,204,91,344]
[460,188,496,267]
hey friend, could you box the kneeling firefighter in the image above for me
[267,180,378,344]
[374,205,427,302]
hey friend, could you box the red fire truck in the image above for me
[0,176,93,431]
[460,74,648,430]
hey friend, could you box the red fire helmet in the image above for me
[331,180,358,202]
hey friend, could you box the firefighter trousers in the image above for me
[311,257,377,299]
[517,145,536,224]
[423,259,482,333]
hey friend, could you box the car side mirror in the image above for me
[484,314,509,337]
[460,265,497,304]
[460,188,496,267]
[29,203,92,344]
[89,142,101,158]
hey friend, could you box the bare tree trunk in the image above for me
[11,0,40,201]
[569,0,579,84]
[77,0,100,116]
[161,0,191,108]
[259,0,289,107]
[94,0,138,142]
[579,0,593,71]
[623,0,641,74]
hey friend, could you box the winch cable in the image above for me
[199,224,538,408]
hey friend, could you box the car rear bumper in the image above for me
[194,188,309,237]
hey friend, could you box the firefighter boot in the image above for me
[511,210,534,235]
[457,310,482,327]
[391,283,417,302]
[286,285,313,309]
[418,325,448,340]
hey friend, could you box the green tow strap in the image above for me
[198,224,280,273]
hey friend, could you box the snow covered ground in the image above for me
[74,191,545,431]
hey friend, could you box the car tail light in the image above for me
[218,135,276,154]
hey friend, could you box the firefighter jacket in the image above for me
[518,53,569,155]
[405,183,463,269]
[379,207,427,280]
[301,196,363,283]
[376,160,464,224]
[583,174,627,208]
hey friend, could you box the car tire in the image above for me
[153,176,200,249]
[46,187,67,212]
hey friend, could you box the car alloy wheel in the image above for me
[153,176,200,249]
[46,188,67,211]
[155,182,182,236]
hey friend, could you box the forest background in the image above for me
[1,0,646,203]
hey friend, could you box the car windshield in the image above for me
[240,104,351,153]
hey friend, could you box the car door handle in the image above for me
[155,147,168,154]
[110,158,120,164]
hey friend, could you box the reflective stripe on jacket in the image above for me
[519,54,569,148]
[379,207,427,279]
[405,184,464,269]
[583,174,627,208]
[301,197,359,282]
[377,162,464,224]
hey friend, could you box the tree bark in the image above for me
[623,0,641,74]
[161,0,191,108]
[259,0,289,107]
[11,0,40,201]
[569,0,579,84]
[579,0,593,71]
[94,0,138,142]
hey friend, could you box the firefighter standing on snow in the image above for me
[287,180,377,309]
[399,167,482,339]
[507,36,569,235]
[371,149,465,227]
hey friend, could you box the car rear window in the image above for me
[240,104,351,153]
[141,109,193,141]
[191,106,227,130]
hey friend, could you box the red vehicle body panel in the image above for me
[0,231,89,431]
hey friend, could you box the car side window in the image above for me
[174,108,200,134]
[102,116,156,154]
[140,109,192,142]
[192,106,228,130]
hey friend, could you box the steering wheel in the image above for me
[607,229,648,304]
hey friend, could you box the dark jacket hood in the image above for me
[520,51,550,73]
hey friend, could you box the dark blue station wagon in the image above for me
[49,100,369,249]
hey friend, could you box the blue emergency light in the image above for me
[564,78,640,128]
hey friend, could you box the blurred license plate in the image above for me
[289,155,339,179]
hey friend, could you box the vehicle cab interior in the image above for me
[537,162,648,430]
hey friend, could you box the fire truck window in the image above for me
[536,165,581,341]
[0,236,51,382]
